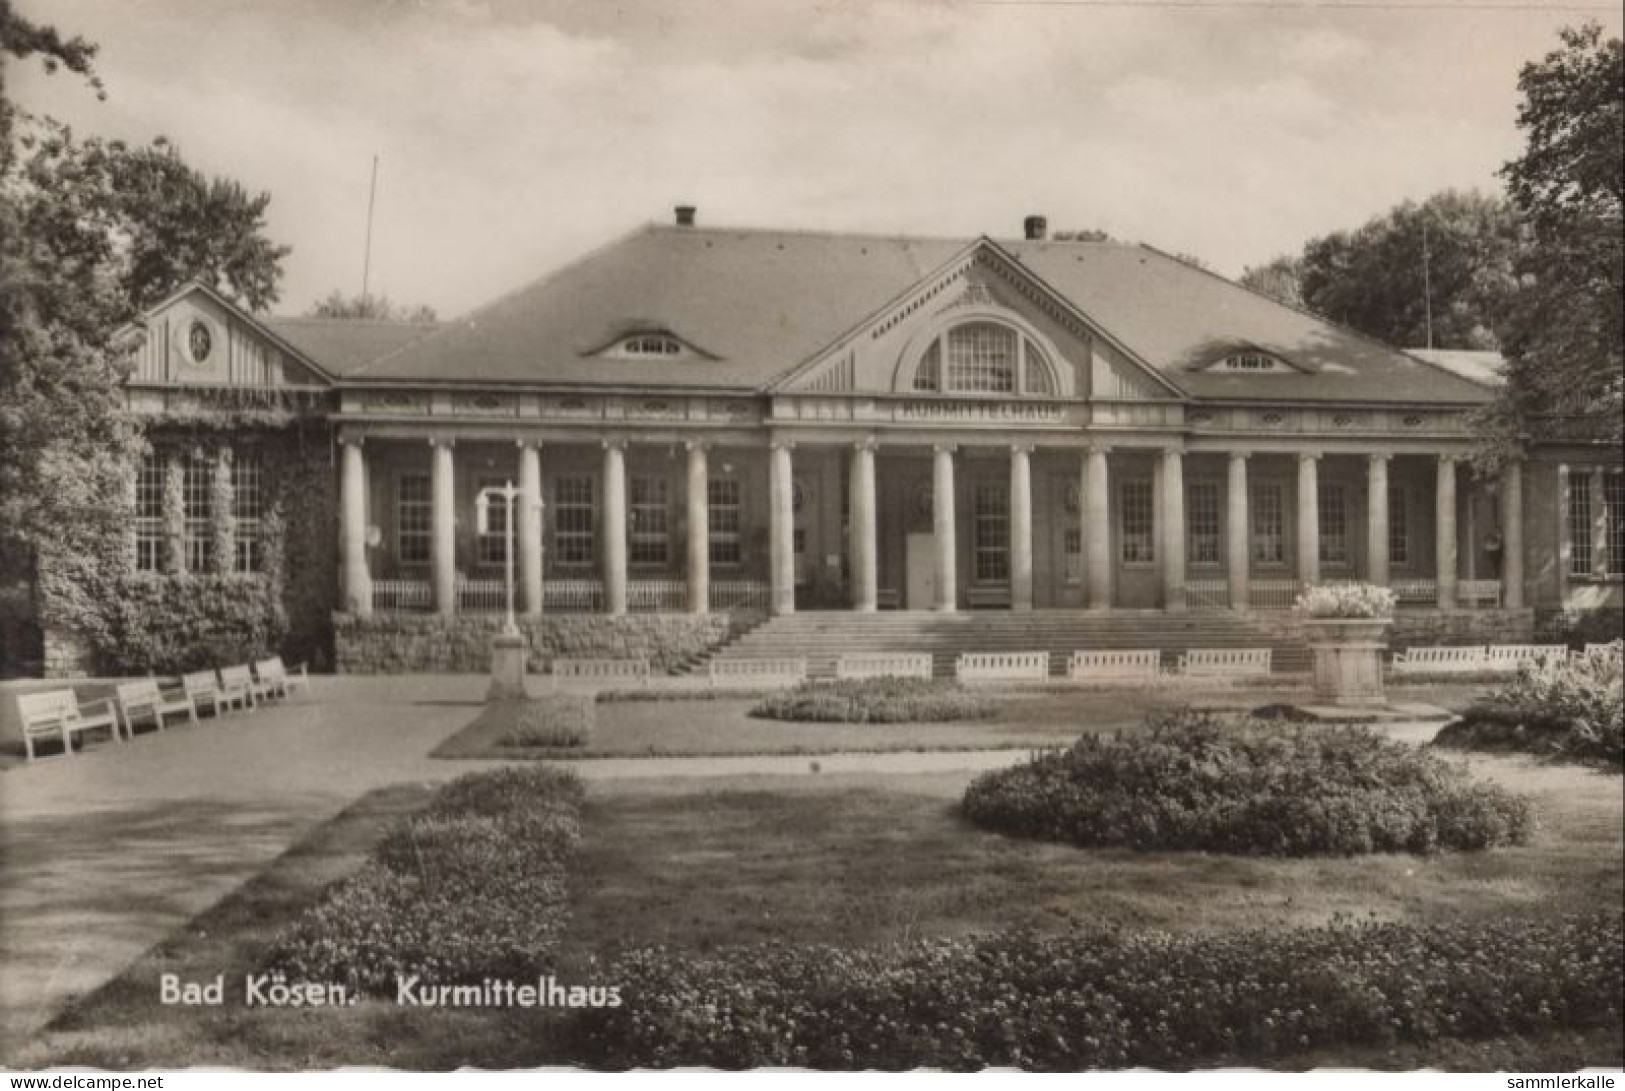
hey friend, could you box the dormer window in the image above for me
[910,321,1057,395]
[1212,351,1293,373]
[617,334,684,358]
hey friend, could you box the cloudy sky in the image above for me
[13,0,1621,318]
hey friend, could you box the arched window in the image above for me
[618,334,684,358]
[910,321,1057,395]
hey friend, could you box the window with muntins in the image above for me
[911,321,1057,395]
[555,475,595,567]
[134,453,164,573]
[1605,472,1624,577]
[1250,482,1286,565]
[630,476,670,567]
[397,473,431,565]
[708,478,742,568]
[973,482,1010,583]
[1319,483,1348,565]
[1569,474,1593,577]
[183,451,213,573]
[476,477,510,567]
[1388,485,1409,566]
[232,452,263,574]
[1187,481,1221,566]
[1063,527,1082,583]
[1121,480,1155,564]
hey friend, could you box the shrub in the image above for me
[1294,581,1397,619]
[566,912,1624,1070]
[265,766,583,991]
[750,677,997,724]
[498,693,594,748]
[960,709,1533,856]
[1435,642,1623,768]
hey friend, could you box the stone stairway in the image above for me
[701,609,1311,679]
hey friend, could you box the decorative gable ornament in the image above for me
[1205,350,1298,374]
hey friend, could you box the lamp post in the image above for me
[476,480,525,698]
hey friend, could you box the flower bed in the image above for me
[1294,581,1397,619]
[750,678,997,724]
[1434,641,1623,769]
[566,912,1623,1070]
[263,766,584,991]
[497,693,594,748]
[960,709,1533,855]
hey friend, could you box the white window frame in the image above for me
[397,472,432,567]
[1120,479,1155,566]
[972,481,1010,584]
[629,475,670,568]
[1250,481,1286,567]
[708,477,742,569]
[1187,480,1221,567]
[232,451,264,574]
[182,451,213,574]
[554,474,596,569]
[134,452,164,574]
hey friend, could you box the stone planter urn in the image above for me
[1304,617,1393,707]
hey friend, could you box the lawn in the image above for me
[17,741,1622,1070]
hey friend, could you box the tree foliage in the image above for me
[0,0,102,170]
[1483,22,1624,455]
[308,290,436,323]
[1238,254,1305,309]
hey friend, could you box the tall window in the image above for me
[554,475,596,567]
[1063,527,1082,583]
[1250,482,1286,565]
[1569,474,1593,577]
[630,476,670,567]
[1187,481,1220,566]
[476,477,509,567]
[973,482,1009,583]
[1605,472,1624,577]
[1121,480,1155,564]
[183,451,213,573]
[232,452,263,574]
[397,473,431,565]
[708,478,742,567]
[134,453,164,573]
[1388,485,1409,566]
[913,343,941,392]
[1319,484,1348,565]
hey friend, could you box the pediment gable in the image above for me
[123,282,333,388]
[774,240,1182,401]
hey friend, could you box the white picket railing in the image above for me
[545,579,603,613]
[1458,579,1502,608]
[629,579,687,612]
[1393,578,1438,605]
[456,577,508,613]
[710,579,769,612]
[1250,579,1303,610]
[373,579,431,612]
[1186,579,1230,610]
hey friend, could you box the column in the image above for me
[1592,466,1610,581]
[1366,454,1390,587]
[1501,458,1524,609]
[849,439,878,612]
[1436,454,1458,609]
[431,438,456,617]
[1297,452,1320,587]
[933,444,957,612]
[602,440,627,616]
[1009,444,1034,612]
[517,441,543,618]
[1084,445,1111,610]
[1227,451,1249,610]
[769,439,795,615]
[340,438,372,617]
[685,441,709,614]
[1160,448,1186,611]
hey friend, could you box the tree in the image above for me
[0,0,102,170]
[1484,22,1624,455]
[1239,254,1305,308]
[308,290,436,322]
[1292,190,1521,351]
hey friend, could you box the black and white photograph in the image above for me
[1,0,1621,1078]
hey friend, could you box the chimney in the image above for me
[1023,214,1048,241]
[674,205,697,227]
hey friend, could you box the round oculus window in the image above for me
[186,320,213,365]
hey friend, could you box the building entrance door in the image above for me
[905,532,935,608]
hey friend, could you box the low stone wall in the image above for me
[1250,608,1535,650]
[334,612,759,674]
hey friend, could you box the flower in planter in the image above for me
[1293,581,1397,619]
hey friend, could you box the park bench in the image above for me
[1066,649,1163,685]
[955,650,1049,684]
[184,669,245,716]
[553,658,650,685]
[707,657,807,688]
[254,656,310,700]
[115,677,196,735]
[219,664,269,710]
[1389,646,1488,676]
[834,652,933,681]
[1176,647,1272,682]
[17,688,122,761]
[1485,645,1569,672]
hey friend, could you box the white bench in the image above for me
[219,664,270,709]
[553,658,650,684]
[115,678,196,734]
[17,688,122,761]
[834,652,933,680]
[254,656,309,700]
[1485,645,1569,672]
[956,651,1049,684]
[1177,648,1272,681]
[1067,649,1163,685]
[1390,646,1488,676]
[708,657,807,687]
[184,669,244,715]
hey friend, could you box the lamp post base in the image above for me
[487,631,530,701]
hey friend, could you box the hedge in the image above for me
[961,709,1534,856]
[566,912,1623,1070]
[498,693,594,748]
[1434,641,1623,769]
[751,678,996,724]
